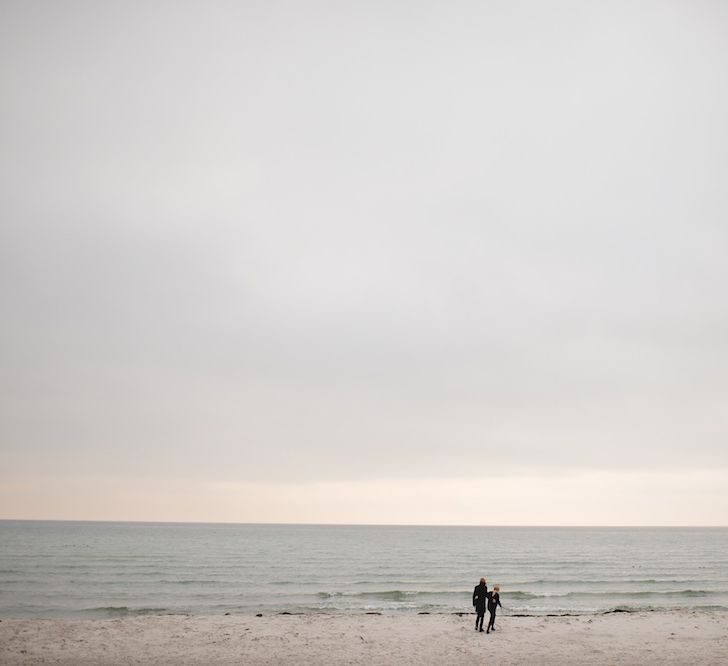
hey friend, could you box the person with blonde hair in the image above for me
[486,585,502,633]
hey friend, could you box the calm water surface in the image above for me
[1,522,726,618]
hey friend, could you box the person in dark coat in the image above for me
[472,578,488,631]
[486,585,502,633]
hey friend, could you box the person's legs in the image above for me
[476,611,484,631]
[486,609,495,632]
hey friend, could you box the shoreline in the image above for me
[2,609,727,665]
[4,606,724,620]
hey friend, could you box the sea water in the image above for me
[1,522,726,618]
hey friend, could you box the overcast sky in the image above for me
[1,1,727,524]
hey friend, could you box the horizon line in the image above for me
[1,518,726,528]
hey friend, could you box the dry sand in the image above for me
[1,610,726,665]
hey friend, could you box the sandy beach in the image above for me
[1,610,726,665]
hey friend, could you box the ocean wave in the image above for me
[152,578,223,585]
[351,580,421,586]
[601,603,728,613]
[315,588,720,602]
[505,578,720,586]
[506,589,717,600]
[83,606,173,616]
[316,590,465,601]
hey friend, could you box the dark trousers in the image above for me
[475,610,485,630]
[487,607,497,630]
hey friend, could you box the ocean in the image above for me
[1,522,726,618]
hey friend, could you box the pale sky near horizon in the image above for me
[1,1,727,525]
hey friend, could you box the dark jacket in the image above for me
[473,583,488,612]
[487,591,502,611]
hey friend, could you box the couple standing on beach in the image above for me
[473,578,502,633]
